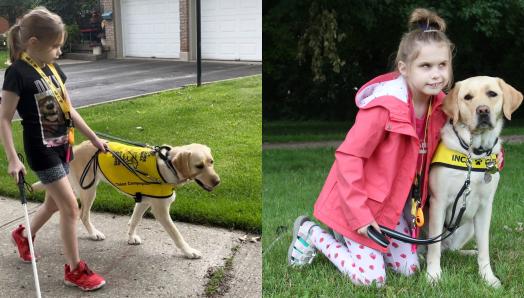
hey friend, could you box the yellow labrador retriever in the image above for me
[33,140,220,259]
[426,77,522,287]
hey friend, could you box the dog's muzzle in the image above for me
[195,177,220,192]
[476,105,493,129]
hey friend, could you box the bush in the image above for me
[263,0,524,121]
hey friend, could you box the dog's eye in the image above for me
[487,91,498,97]
[464,94,473,101]
[210,160,214,164]
[196,164,204,169]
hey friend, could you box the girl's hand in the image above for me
[8,159,26,184]
[357,220,381,238]
[90,137,108,153]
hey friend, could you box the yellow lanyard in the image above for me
[20,52,71,119]
[411,98,432,227]
[20,52,75,145]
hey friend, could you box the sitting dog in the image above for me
[426,77,522,287]
[33,140,220,259]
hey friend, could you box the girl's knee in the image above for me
[349,273,386,287]
[59,203,79,219]
[342,267,386,287]
[393,262,419,276]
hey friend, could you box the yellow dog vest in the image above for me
[98,142,174,198]
[431,142,497,172]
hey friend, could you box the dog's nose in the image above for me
[212,178,220,187]
[476,105,490,115]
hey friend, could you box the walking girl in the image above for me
[0,7,107,291]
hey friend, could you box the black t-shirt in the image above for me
[2,59,70,171]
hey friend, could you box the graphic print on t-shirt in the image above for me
[33,75,68,147]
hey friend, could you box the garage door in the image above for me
[202,0,261,61]
[121,0,180,58]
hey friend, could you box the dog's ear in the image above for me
[498,78,523,120]
[172,150,192,179]
[442,82,461,125]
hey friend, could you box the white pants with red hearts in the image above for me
[310,216,419,287]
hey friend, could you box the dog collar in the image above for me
[451,121,498,156]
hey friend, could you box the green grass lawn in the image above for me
[0,76,261,232]
[262,145,524,296]
[0,49,7,69]
[264,118,524,143]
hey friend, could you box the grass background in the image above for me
[0,76,261,233]
[1,49,7,69]
[263,119,524,143]
[262,144,524,297]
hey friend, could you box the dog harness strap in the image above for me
[134,192,142,203]
[156,146,181,181]
[431,143,498,172]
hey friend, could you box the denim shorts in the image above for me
[35,163,70,185]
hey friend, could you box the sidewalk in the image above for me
[0,196,261,298]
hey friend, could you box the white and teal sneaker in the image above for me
[287,215,318,266]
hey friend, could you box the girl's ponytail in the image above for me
[6,23,22,64]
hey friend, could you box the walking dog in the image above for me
[33,140,220,259]
[426,77,522,287]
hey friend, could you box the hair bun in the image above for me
[408,8,446,32]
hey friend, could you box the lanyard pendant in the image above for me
[416,206,424,227]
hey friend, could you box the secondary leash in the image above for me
[16,153,41,298]
[369,121,474,248]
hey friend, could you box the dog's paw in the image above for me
[482,272,501,288]
[458,249,478,256]
[183,247,202,259]
[426,269,442,285]
[127,235,142,245]
[89,230,106,241]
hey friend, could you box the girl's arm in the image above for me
[335,107,389,235]
[0,90,26,182]
[64,89,106,152]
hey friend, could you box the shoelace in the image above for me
[82,265,94,275]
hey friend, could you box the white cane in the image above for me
[18,171,42,298]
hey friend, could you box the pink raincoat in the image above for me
[313,72,447,252]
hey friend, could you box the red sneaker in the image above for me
[11,224,37,263]
[64,260,106,291]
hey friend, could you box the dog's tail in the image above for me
[31,181,45,192]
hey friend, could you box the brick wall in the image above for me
[179,0,190,60]
[0,17,9,33]
[100,0,116,58]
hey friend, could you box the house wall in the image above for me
[0,17,9,33]
[100,0,117,58]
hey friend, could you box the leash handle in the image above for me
[18,172,27,204]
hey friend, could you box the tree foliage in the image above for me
[264,0,524,120]
[0,0,99,26]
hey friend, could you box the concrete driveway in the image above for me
[0,197,261,298]
[0,58,261,107]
